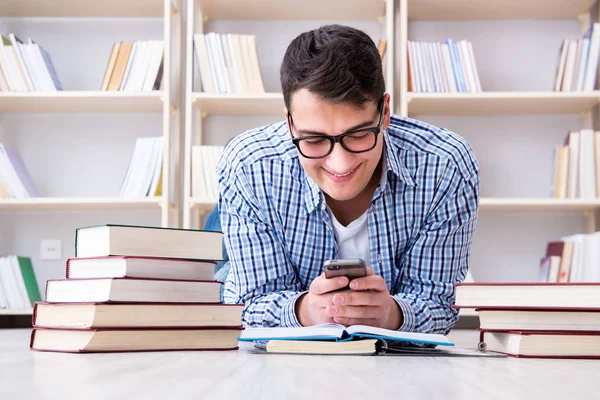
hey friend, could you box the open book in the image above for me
[239,323,453,347]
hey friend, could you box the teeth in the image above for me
[332,170,353,177]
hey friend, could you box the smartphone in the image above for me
[324,258,368,280]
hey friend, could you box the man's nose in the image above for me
[325,141,354,172]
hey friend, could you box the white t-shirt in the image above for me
[326,156,388,267]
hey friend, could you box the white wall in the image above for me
[409,20,588,281]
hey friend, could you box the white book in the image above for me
[441,44,457,92]
[553,39,568,91]
[193,34,215,93]
[0,46,19,91]
[429,42,444,92]
[223,34,240,93]
[8,34,34,91]
[31,43,57,92]
[20,43,42,91]
[566,131,580,199]
[561,40,578,92]
[583,23,600,91]
[407,41,418,92]
[204,33,223,93]
[120,41,138,91]
[147,137,164,196]
[0,143,29,198]
[142,41,164,92]
[0,257,24,308]
[123,40,147,92]
[576,38,590,91]
[578,129,596,199]
[239,323,452,347]
[467,41,482,92]
[2,45,27,91]
[8,255,31,308]
[420,42,434,92]
[435,42,449,92]
[458,41,475,92]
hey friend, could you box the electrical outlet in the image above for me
[41,239,62,260]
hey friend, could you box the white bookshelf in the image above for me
[406,91,600,116]
[0,0,167,18]
[0,0,181,228]
[408,0,596,20]
[0,309,33,316]
[0,197,168,211]
[183,0,396,228]
[0,92,167,114]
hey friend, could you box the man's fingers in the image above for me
[331,291,380,306]
[309,274,349,295]
[332,316,379,326]
[326,304,377,319]
[349,275,387,291]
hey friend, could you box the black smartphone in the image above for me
[324,258,368,280]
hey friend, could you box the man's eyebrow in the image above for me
[295,118,375,137]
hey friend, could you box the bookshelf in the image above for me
[0,0,181,228]
[0,0,181,316]
[183,0,396,228]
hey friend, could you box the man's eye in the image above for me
[304,138,328,145]
[346,132,370,141]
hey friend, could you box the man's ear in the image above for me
[382,93,392,131]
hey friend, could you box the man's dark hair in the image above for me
[280,24,385,113]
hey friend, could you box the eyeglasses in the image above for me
[287,101,385,159]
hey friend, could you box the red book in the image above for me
[30,326,242,353]
[66,256,216,281]
[454,282,600,309]
[479,329,600,359]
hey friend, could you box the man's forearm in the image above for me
[392,293,457,334]
[226,288,305,328]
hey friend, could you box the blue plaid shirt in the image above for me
[217,115,479,334]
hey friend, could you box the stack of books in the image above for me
[553,23,600,92]
[30,224,243,353]
[193,33,265,94]
[101,40,164,92]
[0,143,39,199]
[552,130,600,199]
[455,282,600,358]
[407,39,481,93]
[0,33,62,92]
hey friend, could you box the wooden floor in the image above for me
[1,328,598,399]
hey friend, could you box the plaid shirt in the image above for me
[217,115,479,334]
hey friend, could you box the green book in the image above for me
[16,256,41,304]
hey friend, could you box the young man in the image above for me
[217,25,479,334]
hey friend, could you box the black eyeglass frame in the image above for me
[287,99,385,159]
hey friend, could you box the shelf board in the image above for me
[192,93,284,115]
[0,197,165,211]
[0,92,165,114]
[406,91,600,116]
[0,0,166,17]
[480,198,600,212]
[188,198,217,212]
[409,0,596,20]
[0,308,33,316]
[197,0,384,20]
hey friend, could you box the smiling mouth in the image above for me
[324,165,359,178]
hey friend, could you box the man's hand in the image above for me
[295,274,351,326]
[327,268,403,330]
[296,267,403,330]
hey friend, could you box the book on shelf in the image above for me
[0,143,39,199]
[119,136,164,198]
[553,23,600,92]
[0,255,41,310]
[101,40,164,92]
[191,145,224,202]
[478,330,600,359]
[538,233,600,283]
[74,224,224,260]
[66,256,216,281]
[33,302,244,329]
[193,32,265,94]
[0,33,62,92]
[551,130,600,199]
[407,39,481,93]
[30,327,242,353]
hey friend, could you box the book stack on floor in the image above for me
[454,282,600,358]
[30,224,243,353]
